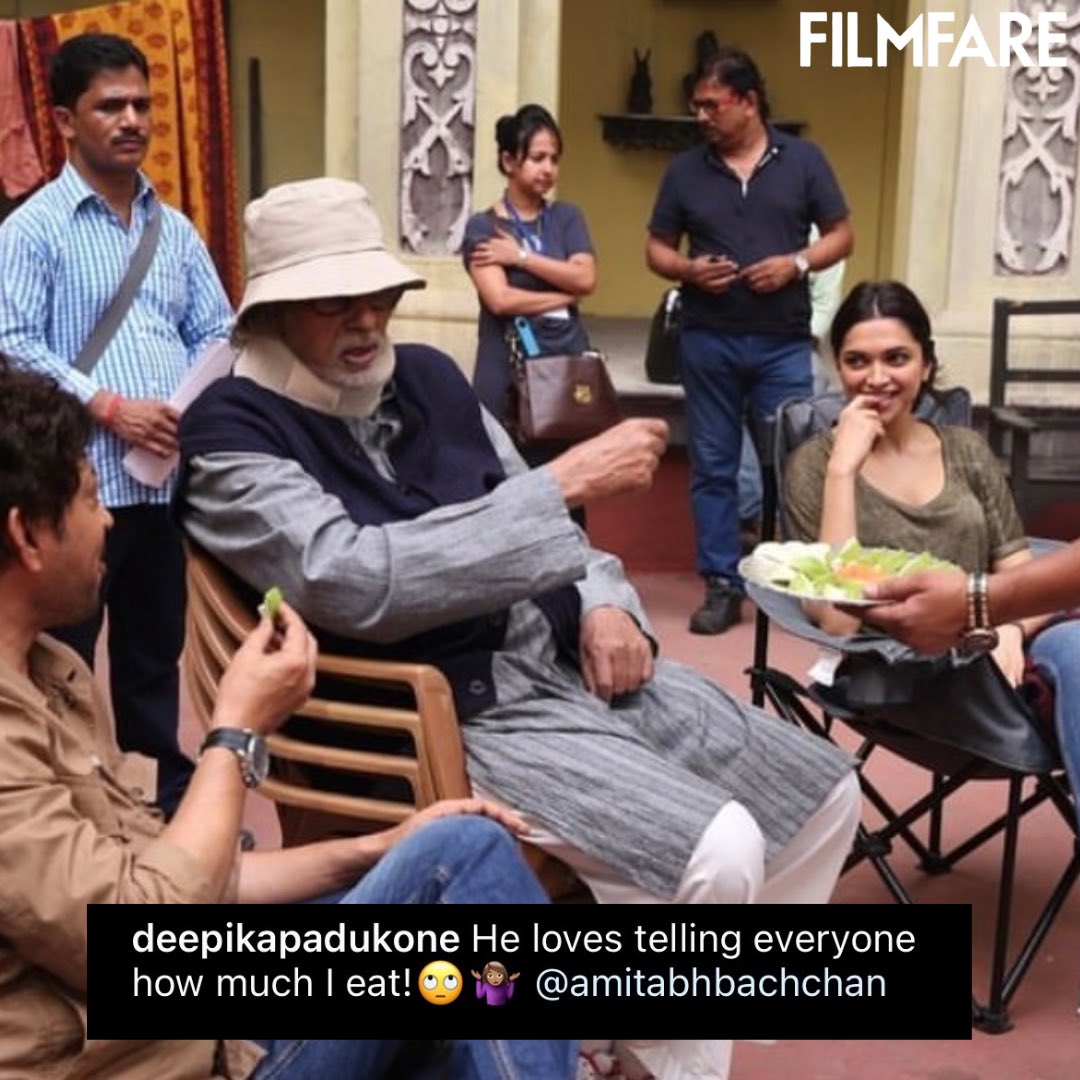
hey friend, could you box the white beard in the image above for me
[235,334,397,419]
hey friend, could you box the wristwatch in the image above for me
[199,728,270,788]
[957,572,999,659]
[793,252,810,280]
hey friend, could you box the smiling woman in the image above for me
[782,281,1072,687]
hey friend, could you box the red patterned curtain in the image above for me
[16,0,241,302]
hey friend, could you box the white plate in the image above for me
[738,545,903,606]
[739,558,891,606]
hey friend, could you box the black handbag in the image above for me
[644,287,682,385]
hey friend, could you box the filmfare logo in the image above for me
[800,9,1071,69]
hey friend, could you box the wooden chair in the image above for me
[182,541,587,896]
[987,297,1080,524]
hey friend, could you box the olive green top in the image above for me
[783,422,1028,573]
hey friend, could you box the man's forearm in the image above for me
[989,539,1080,623]
[645,235,688,282]
[237,835,388,903]
[184,454,589,643]
[806,219,853,272]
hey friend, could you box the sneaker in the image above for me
[688,576,743,635]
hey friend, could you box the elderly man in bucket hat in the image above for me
[178,178,860,1079]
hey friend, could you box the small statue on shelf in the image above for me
[627,47,653,114]
[682,30,720,106]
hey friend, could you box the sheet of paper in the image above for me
[121,339,236,488]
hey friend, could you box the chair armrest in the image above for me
[989,406,1039,433]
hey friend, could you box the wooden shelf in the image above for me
[598,114,806,152]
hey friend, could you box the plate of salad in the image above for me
[738,539,960,605]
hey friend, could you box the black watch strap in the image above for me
[199,728,268,788]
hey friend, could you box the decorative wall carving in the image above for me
[400,0,477,255]
[997,1,1080,274]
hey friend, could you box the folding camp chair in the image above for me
[181,541,586,898]
[746,390,1080,1033]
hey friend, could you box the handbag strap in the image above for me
[505,321,526,378]
[72,201,163,375]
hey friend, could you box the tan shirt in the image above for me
[0,636,262,1079]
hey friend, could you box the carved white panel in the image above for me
[996,1,1080,274]
[400,0,478,255]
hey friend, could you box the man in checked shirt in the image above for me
[0,32,233,816]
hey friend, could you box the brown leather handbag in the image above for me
[506,323,621,445]
[510,350,621,444]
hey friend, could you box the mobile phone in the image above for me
[708,254,739,272]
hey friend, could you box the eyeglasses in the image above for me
[689,94,740,116]
[306,289,404,317]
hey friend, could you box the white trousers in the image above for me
[522,772,862,1079]
[523,771,861,905]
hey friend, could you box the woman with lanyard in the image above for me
[463,104,597,468]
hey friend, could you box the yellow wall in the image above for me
[557,0,907,316]
[228,0,324,205]
[0,0,324,208]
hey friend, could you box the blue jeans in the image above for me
[680,330,812,583]
[252,817,576,1079]
[1027,622,1080,832]
[737,428,763,523]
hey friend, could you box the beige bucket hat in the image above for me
[236,178,425,321]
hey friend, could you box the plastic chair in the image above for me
[182,541,587,898]
[746,390,1080,1034]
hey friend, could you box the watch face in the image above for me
[957,627,999,659]
[245,735,270,788]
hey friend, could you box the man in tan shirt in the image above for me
[0,362,575,1078]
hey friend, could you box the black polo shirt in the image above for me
[648,127,849,338]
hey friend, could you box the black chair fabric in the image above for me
[746,582,1056,775]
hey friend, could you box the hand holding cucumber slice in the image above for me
[261,586,284,624]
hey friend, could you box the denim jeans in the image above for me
[252,816,577,1079]
[737,428,763,523]
[679,329,812,583]
[1026,621,1080,832]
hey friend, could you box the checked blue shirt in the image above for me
[0,163,233,507]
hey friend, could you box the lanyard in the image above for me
[503,191,547,253]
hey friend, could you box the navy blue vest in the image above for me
[178,344,581,717]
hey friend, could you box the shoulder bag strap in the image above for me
[72,201,163,376]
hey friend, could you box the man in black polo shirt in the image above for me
[646,47,853,634]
